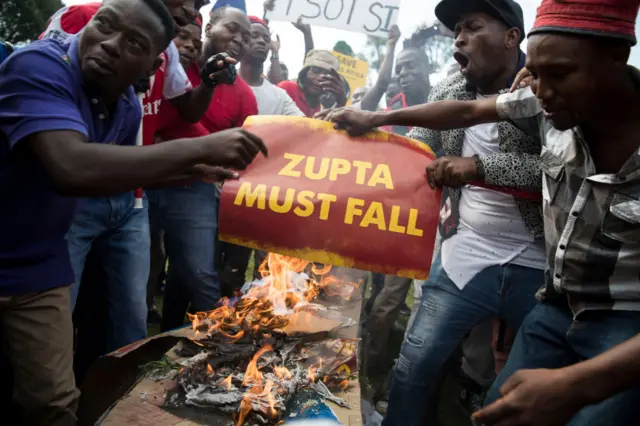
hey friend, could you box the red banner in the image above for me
[219,116,441,279]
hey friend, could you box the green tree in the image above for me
[403,23,455,74]
[423,34,454,74]
[333,40,356,57]
[360,35,387,72]
[0,0,64,43]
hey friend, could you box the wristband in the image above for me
[271,53,279,61]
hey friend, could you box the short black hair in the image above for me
[141,0,176,45]
[195,0,209,9]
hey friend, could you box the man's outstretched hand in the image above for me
[318,108,381,136]
[201,128,268,171]
[473,369,587,426]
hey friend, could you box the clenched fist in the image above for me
[425,156,480,188]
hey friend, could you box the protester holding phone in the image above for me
[278,49,347,117]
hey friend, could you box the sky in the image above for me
[64,0,640,82]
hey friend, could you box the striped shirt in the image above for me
[496,84,640,316]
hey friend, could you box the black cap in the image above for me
[435,0,525,42]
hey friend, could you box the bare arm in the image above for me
[474,332,640,426]
[28,129,266,197]
[170,56,239,122]
[331,97,502,136]
[302,28,314,57]
[381,97,500,129]
[292,17,314,58]
[569,333,640,405]
[267,58,282,84]
[361,26,401,112]
[267,35,283,84]
[170,83,215,123]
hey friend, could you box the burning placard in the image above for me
[219,116,441,279]
[165,254,360,425]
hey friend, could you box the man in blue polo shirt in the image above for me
[0,0,266,422]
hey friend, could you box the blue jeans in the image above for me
[66,192,150,352]
[383,254,543,426]
[147,181,220,331]
[485,301,640,426]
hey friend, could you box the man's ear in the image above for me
[505,27,520,49]
[205,22,212,38]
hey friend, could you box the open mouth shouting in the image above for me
[453,51,471,73]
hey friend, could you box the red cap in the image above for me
[531,0,639,45]
[249,15,268,28]
[194,12,203,28]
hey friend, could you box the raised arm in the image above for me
[267,34,283,84]
[293,17,314,58]
[360,26,401,112]
[170,54,239,123]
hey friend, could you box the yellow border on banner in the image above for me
[244,115,437,158]
[219,233,430,280]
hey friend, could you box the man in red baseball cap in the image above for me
[327,0,640,424]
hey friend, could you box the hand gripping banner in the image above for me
[218,116,441,279]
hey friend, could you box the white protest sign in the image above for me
[266,0,401,38]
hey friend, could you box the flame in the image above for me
[274,365,292,380]
[184,253,359,425]
[237,398,252,426]
[221,375,233,390]
[188,254,358,344]
[243,345,272,386]
[264,380,277,418]
[338,380,349,390]
[307,365,317,383]
[237,345,276,426]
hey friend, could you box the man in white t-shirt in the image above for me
[232,15,303,282]
[239,16,304,117]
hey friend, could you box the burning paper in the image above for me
[170,254,360,425]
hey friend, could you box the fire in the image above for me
[238,345,277,426]
[243,344,272,386]
[338,380,349,390]
[183,253,359,425]
[274,365,292,380]
[221,375,233,390]
[307,365,317,383]
[187,254,358,345]
[264,380,277,417]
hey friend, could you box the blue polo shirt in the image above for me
[0,36,141,295]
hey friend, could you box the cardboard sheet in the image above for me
[86,267,366,426]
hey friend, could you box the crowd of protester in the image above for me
[1,0,640,425]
